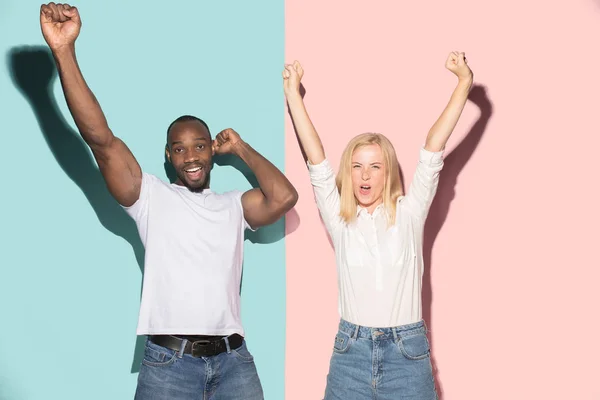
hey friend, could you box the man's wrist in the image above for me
[51,43,76,60]
[230,139,249,157]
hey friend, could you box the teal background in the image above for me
[0,1,285,399]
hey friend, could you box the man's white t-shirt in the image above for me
[123,172,252,336]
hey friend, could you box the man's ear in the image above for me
[165,146,171,162]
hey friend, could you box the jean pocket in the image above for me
[332,330,353,354]
[231,341,254,363]
[397,332,430,360]
[142,340,178,367]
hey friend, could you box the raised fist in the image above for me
[282,60,304,97]
[40,2,81,51]
[446,51,473,81]
[213,128,243,156]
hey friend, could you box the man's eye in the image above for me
[175,148,183,153]
[197,145,205,150]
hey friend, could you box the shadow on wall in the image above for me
[7,45,299,374]
[7,45,148,374]
[422,84,493,399]
[0,376,18,400]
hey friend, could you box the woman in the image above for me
[283,52,473,399]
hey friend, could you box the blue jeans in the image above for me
[324,319,438,400]
[134,337,263,400]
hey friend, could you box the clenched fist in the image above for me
[40,2,81,51]
[212,128,243,156]
[446,51,473,81]
[282,60,304,97]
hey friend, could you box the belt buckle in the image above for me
[191,340,213,357]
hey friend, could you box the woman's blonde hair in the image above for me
[336,133,403,226]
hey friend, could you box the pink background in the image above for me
[285,0,600,399]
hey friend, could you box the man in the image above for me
[39,3,298,399]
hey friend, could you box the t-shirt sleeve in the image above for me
[121,172,159,226]
[232,190,257,232]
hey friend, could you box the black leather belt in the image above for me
[149,334,244,357]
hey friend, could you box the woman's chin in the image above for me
[355,194,383,209]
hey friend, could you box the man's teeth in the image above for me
[186,166,202,173]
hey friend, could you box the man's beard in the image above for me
[175,170,210,193]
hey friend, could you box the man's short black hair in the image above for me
[166,115,211,146]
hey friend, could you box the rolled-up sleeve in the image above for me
[400,147,444,221]
[308,158,342,237]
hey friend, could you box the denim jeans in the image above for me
[324,319,438,400]
[134,337,264,400]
